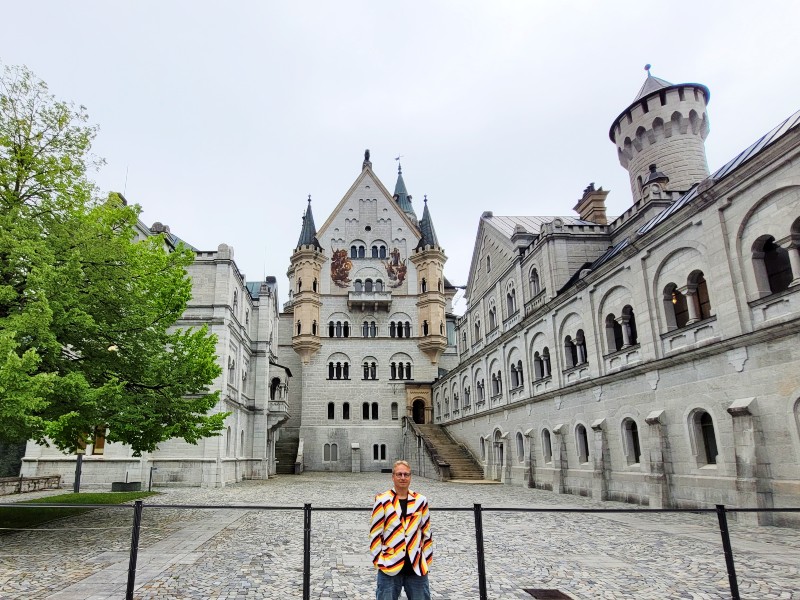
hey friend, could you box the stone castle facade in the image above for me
[20,70,800,525]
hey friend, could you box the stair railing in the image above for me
[402,417,451,481]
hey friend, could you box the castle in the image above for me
[21,70,800,524]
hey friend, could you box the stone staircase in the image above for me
[415,424,484,480]
[275,437,299,475]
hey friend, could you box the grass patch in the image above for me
[0,491,157,532]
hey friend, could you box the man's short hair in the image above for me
[392,460,411,474]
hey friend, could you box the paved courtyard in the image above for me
[1,472,799,599]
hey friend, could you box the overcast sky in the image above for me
[3,2,799,310]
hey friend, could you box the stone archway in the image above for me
[412,399,426,424]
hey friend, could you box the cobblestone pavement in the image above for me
[1,473,799,599]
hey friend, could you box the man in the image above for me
[370,460,433,600]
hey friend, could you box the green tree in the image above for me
[0,63,224,455]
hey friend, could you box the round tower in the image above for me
[610,66,710,201]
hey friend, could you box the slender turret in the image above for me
[288,197,326,364]
[410,196,447,364]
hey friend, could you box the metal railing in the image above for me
[2,502,799,600]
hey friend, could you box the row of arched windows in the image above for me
[390,321,412,338]
[391,362,413,380]
[327,362,350,380]
[534,410,718,467]
[296,278,318,293]
[350,244,388,259]
[328,321,350,337]
[354,279,385,292]
[326,401,399,421]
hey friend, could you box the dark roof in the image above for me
[485,215,595,239]
[633,73,672,102]
[394,166,418,222]
[166,233,198,251]
[416,198,440,249]
[637,108,800,237]
[296,199,322,250]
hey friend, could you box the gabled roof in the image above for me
[315,166,422,246]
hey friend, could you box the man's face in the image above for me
[392,466,412,493]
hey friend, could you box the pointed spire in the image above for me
[393,160,418,224]
[633,64,672,101]
[296,195,322,251]
[416,195,440,250]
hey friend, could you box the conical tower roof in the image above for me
[393,164,418,224]
[633,65,672,101]
[296,196,322,251]
[416,196,440,250]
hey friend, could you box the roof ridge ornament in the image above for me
[362,149,372,171]
[645,63,652,77]
[395,154,403,175]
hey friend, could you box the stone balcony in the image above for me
[347,290,392,312]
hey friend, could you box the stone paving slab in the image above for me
[0,473,799,599]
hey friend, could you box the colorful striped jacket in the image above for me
[370,488,433,576]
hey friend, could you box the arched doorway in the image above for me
[493,430,503,481]
[412,399,426,424]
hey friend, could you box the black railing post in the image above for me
[126,500,144,600]
[715,505,740,600]
[473,503,488,600]
[303,503,312,600]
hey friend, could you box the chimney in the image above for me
[573,183,609,225]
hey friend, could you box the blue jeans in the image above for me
[376,569,431,600]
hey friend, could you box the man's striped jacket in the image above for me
[369,488,433,576]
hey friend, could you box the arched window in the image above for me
[488,304,497,330]
[564,335,577,368]
[371,245,378,258]
[474,320,481,342]
[296,320,302,335]
[379,246,387,259]
[757,236,793,295]
[343,402,350,420]
[664,283,689,330]
[328,321,335,337]
[696,274,712,319]
[375,280,384,292]
[530,268,541,296]
[370,321,377,337]
[605,313,623,353]
[480,437,486,460]
[233,291,238,308]
[576,424,590,463]
[491,374,499,396]
[336,321,342,337]
[391,402,398,420]
[461,331,467,350]
[226,426,232,457]
[324,443,331,461]
[423,320,429,336]
[362,402,370,420]
[622,305,638,346]
[694,411,719,465]
[343,322,350,338]
[297,278,302,292]
[354,280,363,292]
[365,279,373,292]
[328,362,335,379]
[389,322,396,337]
[622,418,641,464]
[506,287,517,315]
[576,330,587,364]
[542,347,551,377]
[404,322,411,338]
[350,245,357,258]
[542,429,552,463]
[312,320,317,335]
[516,432,524,463]
[486,256,491,272]
[327,402,334,420]
[270,377,280,400]
[464,386,471,406]
[372,402,379,420]
[533,351,543,379]
[362,321,369,337]
[312,278,318,292]
[358,246,366,258]
[438,279,443,292]
[421,278,427,292]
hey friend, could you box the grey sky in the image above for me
[3,2,799,309]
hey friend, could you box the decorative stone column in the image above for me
[351,443,361,473]
[645,410,671,509]
[780,238,800,286]
[617,315,632,347]
[524,428,536,488]
[680,285,701,324]
[590,418,608,501]
[727,398,773,526]
[551,424,567,494]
